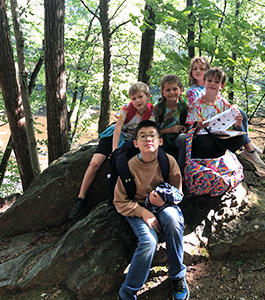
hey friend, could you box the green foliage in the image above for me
[2,0,265,195]
[0,151,22,198]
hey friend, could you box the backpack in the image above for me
[108,140,170,206]
[184,126,244,197]
[124,102,153,124]
[99,102,153,143]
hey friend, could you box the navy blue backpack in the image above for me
[108,140,170,206]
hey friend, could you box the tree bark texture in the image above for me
[0,136,12,187]
[44,0,69,164]
[138,4,155,86]
[10,0,41,177]
[98,0,112,134]
[228,1,240,103]
[0,0,35,190]
[187,0,195,58]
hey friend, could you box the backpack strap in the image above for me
[157,97,188,126]
[109,142,169,203]
[179,97,188,126]
[157,98,166,126]
[109,140,139,202]
[157,148,169,182]
[124,102,153,124]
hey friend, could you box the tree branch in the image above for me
[79,0,99,20]
[111,19,131,36]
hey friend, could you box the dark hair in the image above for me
[161,74,183,90]
[203,67,226,85]
[188,56,211,86]
[134,120,162,140]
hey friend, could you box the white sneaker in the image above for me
[240,149,265,168]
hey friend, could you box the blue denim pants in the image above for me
[233,108,250,145]
[162,133,187,172]
[119,206,186,300]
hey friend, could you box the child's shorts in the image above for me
[95,136,113,156]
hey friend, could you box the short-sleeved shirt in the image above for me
[116,103,156,139]
[186,85,205,105]
[153,101,188,139]
[186,94,231,126]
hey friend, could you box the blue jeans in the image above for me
[119,206,186,300]
[162,133,187,173]
[233,109,250,146]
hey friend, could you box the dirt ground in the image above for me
[1,115,265,300]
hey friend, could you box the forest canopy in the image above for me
[0,0,265,196]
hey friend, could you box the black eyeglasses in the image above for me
[136,133,159,142]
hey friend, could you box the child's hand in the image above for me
[234,114,243,129]
[195,121,208,134]
[141,209,161,232]
[149,191,165,207]
[170,125,187,133]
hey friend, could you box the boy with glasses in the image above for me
[114,120,189,300]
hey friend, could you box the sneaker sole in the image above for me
[172,289,190,300]
[172,293,190,300]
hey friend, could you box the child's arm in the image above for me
[160,125,188,135]
[114,179,161,232]
[112,118,124,152]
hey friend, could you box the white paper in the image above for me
[203,107,240,131]
[196,107,241,136]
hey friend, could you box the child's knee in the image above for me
[89,158,103,171]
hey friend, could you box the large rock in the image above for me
[0,142,264,298]
[0,202,136,299]
[0,140,111,238]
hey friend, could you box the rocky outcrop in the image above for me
[0,141,264,299]
[0,140,110,238]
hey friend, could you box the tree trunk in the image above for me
[228,1,240,103]
[44,0,69,164]
[138,4,155,85]
[98,0,112,134]
[187,0,195,58]
[28,52,44,96]
[0,136,12,187]
[10,0,41,177]
[0,0,35,190]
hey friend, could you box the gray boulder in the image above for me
[0,142,264,299]
[0,140,110,238]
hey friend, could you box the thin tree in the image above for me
[80,0,131,134]
[187,0,195,58]
[10,0,41,177]
[138,4,156,85]
[228,1,240,103]
[0,0,34,190]
[44,0,69,164]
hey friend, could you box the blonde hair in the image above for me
[204,67,226,85]
[129,82,149,96]
[188,56,211,86]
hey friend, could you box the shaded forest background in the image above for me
[0,0,265,197]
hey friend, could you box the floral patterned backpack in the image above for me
[184,127,244,196]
